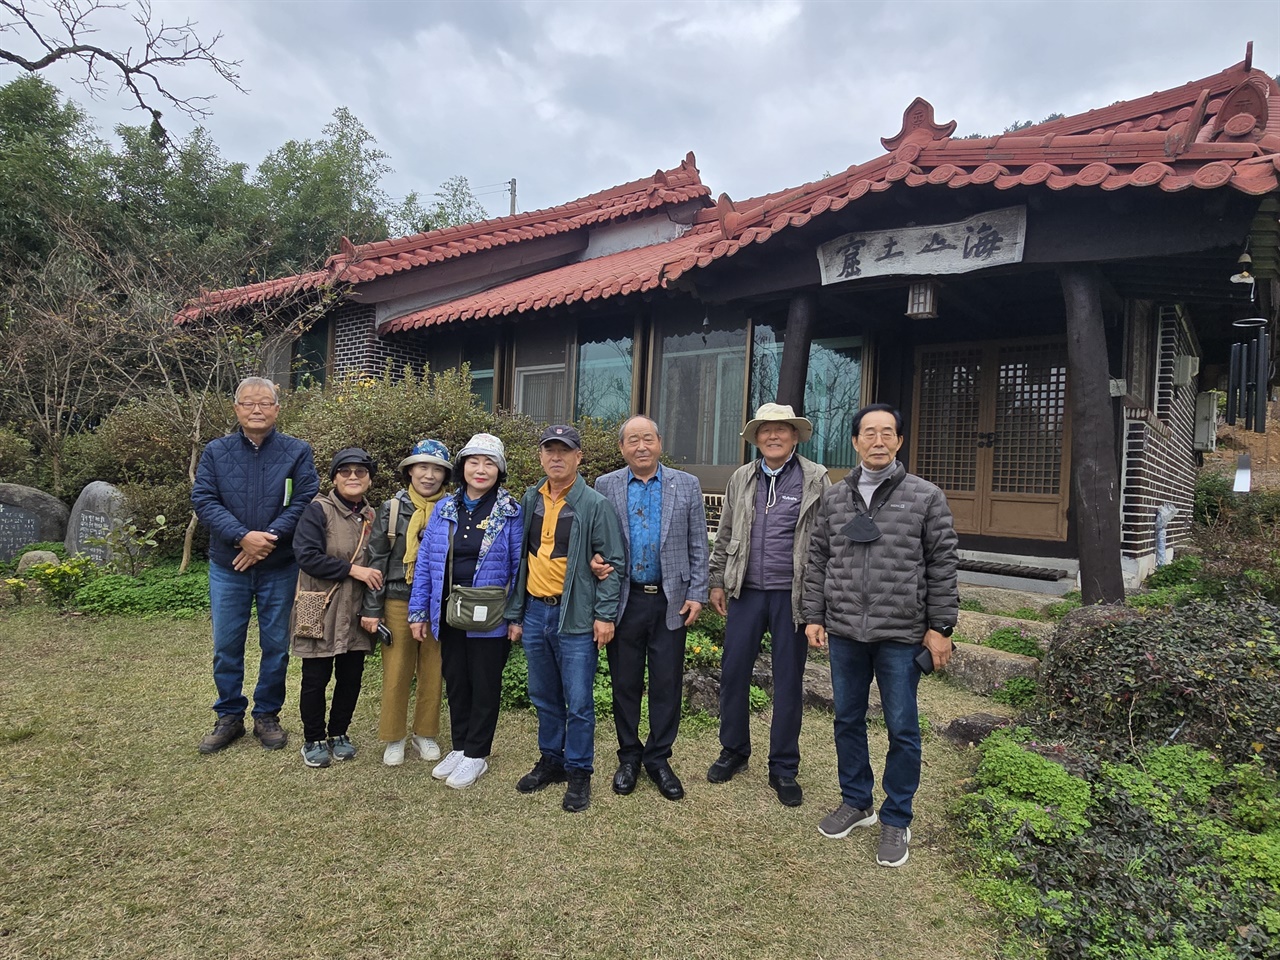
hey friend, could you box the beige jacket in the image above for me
[290,492,376,657]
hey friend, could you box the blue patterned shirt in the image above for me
[626,465,663,585]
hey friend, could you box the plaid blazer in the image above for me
[595,465,710,630]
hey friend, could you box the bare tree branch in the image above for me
[0,0,244,132]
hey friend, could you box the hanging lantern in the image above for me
[906,281,938,319]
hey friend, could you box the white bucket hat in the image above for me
[741,402,814,446]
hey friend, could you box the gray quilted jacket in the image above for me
[801,462,959,642]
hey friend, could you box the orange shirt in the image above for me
[526,485,574,597]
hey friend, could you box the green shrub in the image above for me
[956,732,1279,960]
[25,555,99,607]
[500,647,531,710]
[991,676,1038,708]
[1038,599,1280,768]
[983,626,1042,658]
[1044,591,1081,621]
[1194,470,1235,525]
[1145,555,1204,589]
[685,627,722,669]
[747,684,770,712]
[74,564,210,615]
[119,482,204,559]
[0,426,35,484]
[1009,607,1043,621]
[18,542,68,560]
[959,597,986,612]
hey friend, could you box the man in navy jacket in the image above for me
[192,377,318,754]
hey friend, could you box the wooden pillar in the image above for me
[775,292,816,412]
[1059,265,1125,605]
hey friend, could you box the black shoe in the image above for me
[612,760,640,795]
[516,757,568,794]
[646,763,685,801]
[707,748,748,783]
[252,713,288,751]
[198,714,245,755]
[563,772,592,812]
[769,773,804,807]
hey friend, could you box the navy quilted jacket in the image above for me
[192,428,319,571]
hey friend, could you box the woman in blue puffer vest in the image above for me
[408,433,522,790]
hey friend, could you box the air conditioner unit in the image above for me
[1173,354,1200,388]
[1194,391,1218,452]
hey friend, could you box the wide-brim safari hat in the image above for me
[741,402,813,446]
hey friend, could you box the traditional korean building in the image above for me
[183,48,1280,600]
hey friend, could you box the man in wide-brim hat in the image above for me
[706,402,829,808]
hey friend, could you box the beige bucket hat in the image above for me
[741,402,814,446]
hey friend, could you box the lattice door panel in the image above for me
[992,343,1068,495]
[914,347,983,492]
[912,338,1070,542]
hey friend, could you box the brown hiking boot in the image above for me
[198,714,245,754]
[253,714,288,750]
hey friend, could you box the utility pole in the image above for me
[509,178,517,216]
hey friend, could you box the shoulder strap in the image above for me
[313,511,373,608]
[387,496,400,544]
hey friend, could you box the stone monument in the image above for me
[65,481,128,563]
[0,483,70,563]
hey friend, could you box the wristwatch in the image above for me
[930,622,954,638]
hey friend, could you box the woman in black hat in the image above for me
[291,447,383,768]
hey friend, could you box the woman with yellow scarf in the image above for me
[359,438,452,766]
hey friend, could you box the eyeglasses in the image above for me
[236,400,278,411]
[335,466,369,479]
[857,429,898,441]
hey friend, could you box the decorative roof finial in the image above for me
[881,98,957,152]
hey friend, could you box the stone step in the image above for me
[945,640,1040,696]
[956,610,1055,654]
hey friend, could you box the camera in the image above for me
[376,622,393,645]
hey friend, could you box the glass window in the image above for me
[800,337,862,468]
[748,326,862,469]
[653,313,747,465]
[462,338,494,412]
[575,318,633,423]
[514,328,569,423]
[428,332,495,411]
[292,319,329,388]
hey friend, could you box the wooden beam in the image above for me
[776,293,816,411]
[1059,265,1125,604]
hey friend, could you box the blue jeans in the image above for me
[828,637,922,828]
[521,597,598,774]
[208,560,297,718]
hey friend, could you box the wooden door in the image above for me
[911,339,1069,540]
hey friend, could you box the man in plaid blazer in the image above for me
[593,416,709,801]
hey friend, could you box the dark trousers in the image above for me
[606,588,687,769]
[299,651,366,743]
[439,623,511,759]
[717,587,807,778]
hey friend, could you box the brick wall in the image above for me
[1119,306,1198,560]
[331,301,431,377]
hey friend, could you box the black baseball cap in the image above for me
[539,425,582,450]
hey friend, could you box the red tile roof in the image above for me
[664,54,1280,283]
[183,53,1279,327]
[382,226,718,331]
[178,154,709,320]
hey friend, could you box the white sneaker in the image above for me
[432,750,465,780]
[383,738,406,767]
[412,735,441,761]
[445,756,489,790]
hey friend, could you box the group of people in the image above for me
[193,377,958,868]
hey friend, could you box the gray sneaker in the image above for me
[329,735,357,762]
[301,740,331,768]
[818,802,878,839]
[876,823,911,867]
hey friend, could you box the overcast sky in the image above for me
[8,0,1278,220]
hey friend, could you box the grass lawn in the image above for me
[0,606,1002,960]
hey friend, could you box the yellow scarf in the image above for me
[403,485,446,584]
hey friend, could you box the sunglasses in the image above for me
[335,466,369,479]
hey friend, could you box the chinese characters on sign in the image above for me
[816,206,1026,286]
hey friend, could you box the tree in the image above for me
[0,0,243,134]
[254,107,398,272]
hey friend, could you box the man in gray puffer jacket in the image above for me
[803,403,958,869]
